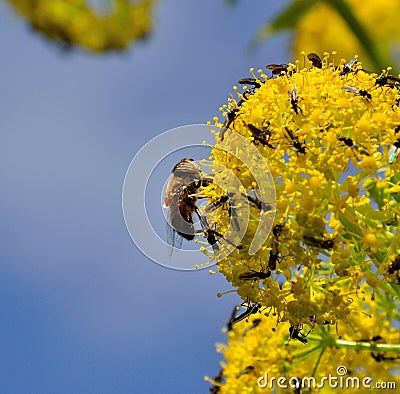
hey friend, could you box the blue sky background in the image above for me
[0,1,290,393]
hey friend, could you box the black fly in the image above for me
[239,261,271,281]
[303,234,335,250]
[289,325,309,344]
[375,73,400,89]
[238,78,262,100]
[388,255,400,274]
[284,126,306,154]
[238,78,261,89]
[230,302,261,325]
[342,85,372,100]
[268,224,284,270]
[246,123,275,149]
[219,108,239,141]
[338,136,370,156]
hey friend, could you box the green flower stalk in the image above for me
[204,53,400,390]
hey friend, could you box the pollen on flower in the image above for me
[362,233,378,249]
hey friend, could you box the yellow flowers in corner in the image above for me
[294,0,400,70]
[5,0,154,52]
[206,52,400,391]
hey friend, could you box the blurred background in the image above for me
[0,1,290,393]
[2,0,399,392]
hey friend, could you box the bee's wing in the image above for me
[166,220,183,256]
[163,174,176,208]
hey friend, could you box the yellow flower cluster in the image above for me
[294,1,400,68]
[206,286,400,393]
[6,0,153,52]
[207,52,400,334]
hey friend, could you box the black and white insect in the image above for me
[290,84,302,115]
[339,57,358,76]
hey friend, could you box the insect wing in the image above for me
[342,85,359,94]
[166,220,183,256]
[238,78,261,88]
[266,63,288,76]
[307,52,322,68]
[163,173,177,208]
[340,57,358,75]
[172,158,201,179]
[347,57,359,68]
[388,143,400,164]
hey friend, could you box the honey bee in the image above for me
[164,159,249,254]
[163,159,212,251]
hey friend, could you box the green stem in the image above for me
[316,325,400,353]
[325,0,392,71]
[334,339,400,353]
[311,347,326,377]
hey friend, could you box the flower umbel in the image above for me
[207,52,400,343]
